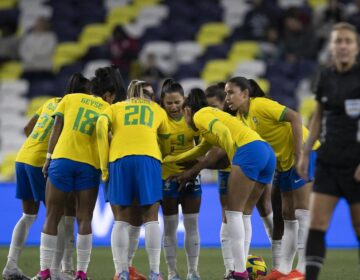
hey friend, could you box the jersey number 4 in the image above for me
[73,107,99,136]
[124,105,154,127]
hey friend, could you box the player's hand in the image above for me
[296,153,309,180]
[42,159,51,178]
[177,160,199,169]
[101,169,109,182]
[354,164,360,182]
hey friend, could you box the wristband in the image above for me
[46,153,52,160]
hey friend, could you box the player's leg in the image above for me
[3,163,42,280]
[61,192,76,276]
[243,183,266,258]
[181,180,201,280]
[271,185,283,270]
[218,171,234,277]
[162,182,180,280]
[127,203,146,280]
[305,193,338,280]
[256,184,274,244]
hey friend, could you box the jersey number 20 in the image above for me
[124,105,154,127]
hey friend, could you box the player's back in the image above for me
[194,107,262,148]
[16,97,62,167]
[52,93,110,169]
[106,98,169,162]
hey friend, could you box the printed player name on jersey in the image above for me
[81,97,103,109]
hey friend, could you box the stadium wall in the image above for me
[0,182,357,248]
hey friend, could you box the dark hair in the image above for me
[227,76,266,98]
[64,73,91,95]
[91,65,126,101]
[160,78,184,100]
[183,88,208,113]
[205,82,226,101]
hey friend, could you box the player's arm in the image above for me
[209,119,236,161]
[163,138,212,164]
[282,108,303,165]
[96,114,111,182]
[297,101,323,179]
[42,115,63,177]
[24,115,39,137]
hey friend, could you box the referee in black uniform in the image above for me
[297,22,360,280]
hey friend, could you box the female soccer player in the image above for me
[297,22,360,280]
[164,89,276,280]
[225,77,318,280]
[96,81,170,280]
[33,66,123,280]
[2,73,91,280]
[160,79,201,280]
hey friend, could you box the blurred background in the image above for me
[0,0,359,247]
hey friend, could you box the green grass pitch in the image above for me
[0,247,358,279]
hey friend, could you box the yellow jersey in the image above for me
[193,107,263,159]
[52,93,109,169]
[238,97,320,171]
[16,97,62,167]
[101,98,170,162]
[162,116,199,179]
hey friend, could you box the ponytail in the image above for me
[65,73,91,95]
[227,76,265,98]
[183,88,208,113]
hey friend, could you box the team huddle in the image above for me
[3,22,360,280]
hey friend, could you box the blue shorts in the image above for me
[163,175,202,199]
[48,158,100,192]
[15,162,46,202]
[108,155,162,206]
[274,150,317,192]
[218,170,230,195]
[232,141,276,184]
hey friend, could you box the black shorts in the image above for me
[313,161,360,204]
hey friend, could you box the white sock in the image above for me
[183,213,200,274]
[243,215,252,258]
[61,216,75,271]
[145,221,161,274]
[128,225,141,267]
[163,214,178,273]
[278,220,299,274]
[51,216,65,276]
[271,240,282,269]
[112,221,129,274]
[295,209,310,273]
[225,211,246,273]
[5,213,36,271]
[76,234,92,273]
[220,222,234,273]
[261,212,274,243]
[40,233,58,270]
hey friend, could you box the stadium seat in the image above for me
[83,60,111,79]
[256,78,270,95]
[179,78,207,96]
[278,0,306,9]
[228,41,260,63]
[106,5,141,29]
[175,41,203,64]
[196,22,230,47]
[0,61,23,80]
[299,95,316,125]
[0,80,29,96]
[201,59,235,84]
[0,152,17,181]
[79,24,111,49]
[53,42,87,72]
[105,0,131,10]
[233,60,266,79]
[0,0,16,9]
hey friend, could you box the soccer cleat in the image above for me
[31,269,51,280]
[228,271,249,280]
[167,271,180,280]
[186,271,201,280]
[74,271,87,280]
[261,269,286,280]
[278,270,304,280]
[118,271,129,280]
[129,267,146,280]
[2,267,31,280]
[148,271,163,280]
[223,271,233,280]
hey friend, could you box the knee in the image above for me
[309,214,329,231]
[282,204,295,220]
[256,202,272,217]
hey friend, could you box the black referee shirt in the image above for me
[313,62,360,168]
